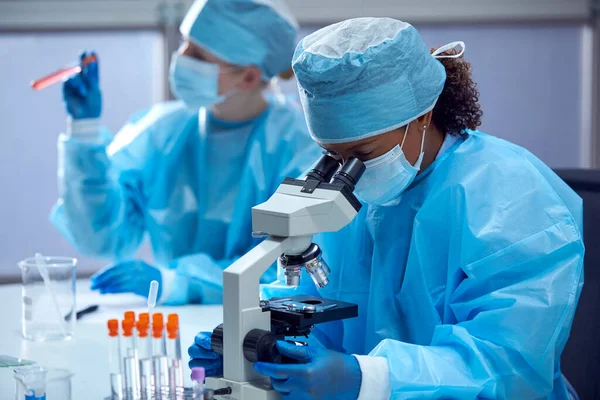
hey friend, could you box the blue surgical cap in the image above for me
[293,18,447,144]
[181,0,298,80]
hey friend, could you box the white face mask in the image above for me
[169,53,236,110]
[354,123,426,206]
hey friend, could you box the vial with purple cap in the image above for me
[191,367,205,399]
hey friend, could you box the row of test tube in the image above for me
[108,311,184,399]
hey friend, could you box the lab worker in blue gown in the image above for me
[51,0,320,305]
[189,18,584,399]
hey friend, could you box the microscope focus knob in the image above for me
[243,329,280,363]
[211,324,224,356]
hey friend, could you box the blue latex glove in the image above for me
[90,260,162,298]
[254,341,362,400]
[62,51,102,119]
[188,332,223,376]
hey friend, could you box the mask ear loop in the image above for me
[400,123,410,149]
[400,123,427,152]
[432,41,465,59]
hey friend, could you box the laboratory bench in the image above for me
[0,279,223,400]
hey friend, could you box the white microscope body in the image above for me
[205,155,365,400]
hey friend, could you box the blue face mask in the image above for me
[354,124,425,206]
[169,53,228,109]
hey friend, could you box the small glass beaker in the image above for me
[14,365,47,400]
[18,256,77,341]
[14,367,72,400]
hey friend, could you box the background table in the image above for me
[0,279,223,399]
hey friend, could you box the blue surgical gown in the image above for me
[51,95,321,304]
[263,131,584,399]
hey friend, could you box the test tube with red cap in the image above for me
[122,319,141,397]
[136,318,154,397]
[167,314,184,393]
[167,314,182,359]
[30,54,97,91]
[107,319,124,399]
[152,313,169,393]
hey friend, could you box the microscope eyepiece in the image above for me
[330,158,366,191]
[305,153,341,183]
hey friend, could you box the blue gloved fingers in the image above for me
[98,283,132,294]
[194,332,214,350]
[63,74,88,98]
[270,378,292,395]
[188,344,220,360]
[90,268,131,287]
[275,341,314,364]
[187,356,220,369]
[254,362,307,380]
[188,359,222,376]
[90,264,129,287]
[92,274,133,291]
[79,50,89,62]
[81,51,99,88]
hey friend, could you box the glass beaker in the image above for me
[46,368,73,400]
[18,256,77,341]
[14,365,47,400]
[14,367,72,400]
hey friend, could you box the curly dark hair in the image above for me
[430,48,483,136]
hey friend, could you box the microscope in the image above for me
[205,153,365,400]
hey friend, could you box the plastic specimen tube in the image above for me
[152,313,169,393]
[108,319,124,399]
[192,367,205,400]
[136,318,154,396]
[30,54,97,91]
[167,315,184,394]
[122,319,140,398]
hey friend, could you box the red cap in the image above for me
[151,313,164,338]
[167,314,179,324]
[108,319,119,337]
[122,319,135,337]
[136,319,150,338]
[152,313,164,324]
[124,311,136,322]
[152,321,164,338]
[139,312,149,322]
[166,321,179,339]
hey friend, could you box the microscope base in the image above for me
[206,376,280,400]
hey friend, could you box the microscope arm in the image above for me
[222,235,313,383]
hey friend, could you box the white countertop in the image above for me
[0,280,223,400]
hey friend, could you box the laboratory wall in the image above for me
[0,22,589,281]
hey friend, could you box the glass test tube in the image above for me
[152,313,169,394]
[136,317,154,398]
[122,318,141,398]
[167,314,184,394]
[108,319,124,399]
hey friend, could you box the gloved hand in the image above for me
[90,260,162,298]
[188,332,223,376]
[254,341,362,400]
[62,51,102,119]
